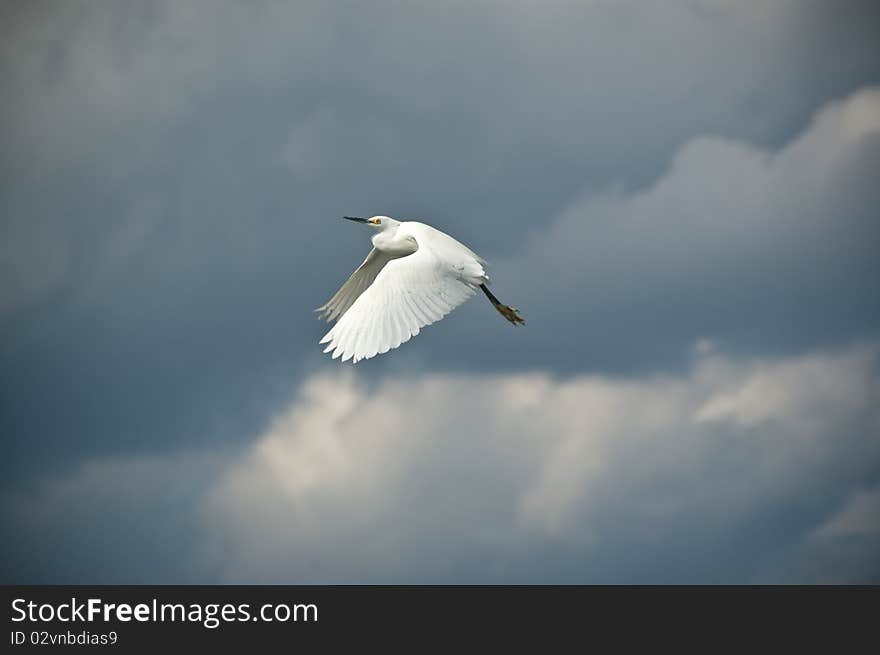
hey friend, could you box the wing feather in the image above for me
[316,248,392,322]
[319,242,478,363]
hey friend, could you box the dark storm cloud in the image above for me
[1,1,879,582]
[2,0,879,475]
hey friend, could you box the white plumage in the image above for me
[317,216,523,363]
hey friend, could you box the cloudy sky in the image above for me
[1,0,879,583]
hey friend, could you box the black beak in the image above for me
[343,216,368,223]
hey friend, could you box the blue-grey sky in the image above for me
[1,0,879,583]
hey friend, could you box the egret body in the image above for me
[317,215,523,363]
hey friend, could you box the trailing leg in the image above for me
[480,284,524,325]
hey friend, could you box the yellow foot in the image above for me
[495,303,525,326]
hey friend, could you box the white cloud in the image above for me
[475,86,880,370]
[694,345,877,427]
[10,342,875,583]
[165,340,880,582]
[510,87,880,279]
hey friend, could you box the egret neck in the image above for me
[370,218,419,258]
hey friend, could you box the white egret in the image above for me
[317,215,524,363]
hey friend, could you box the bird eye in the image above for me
[370,218,381,225]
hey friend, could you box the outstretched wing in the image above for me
[319,244,478,363]
[316,248,392,322]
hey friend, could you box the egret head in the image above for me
[343,215,397,230]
